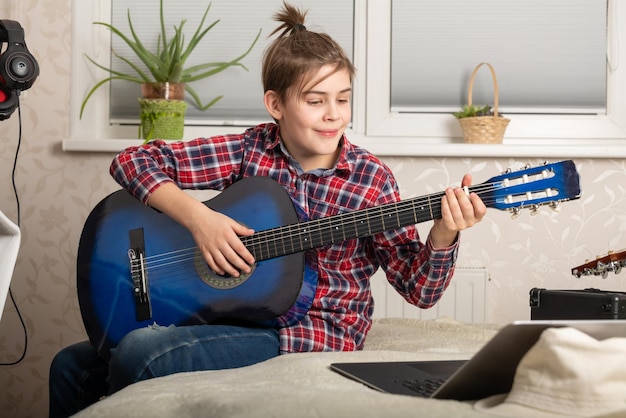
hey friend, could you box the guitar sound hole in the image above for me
[193,250,255,289]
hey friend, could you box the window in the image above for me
[66,0,626,158]
[361,0,626,153]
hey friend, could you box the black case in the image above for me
[529,288,626,320]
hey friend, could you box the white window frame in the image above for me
[64,0,626,158]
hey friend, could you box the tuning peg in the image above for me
[530,205,540,216]
[549,201,560,212]
[509,207,521,219]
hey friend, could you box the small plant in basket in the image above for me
[453,104,496,119]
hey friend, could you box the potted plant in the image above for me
[454,63,510,144]
[79,0,261,141]
[453,103,510,144]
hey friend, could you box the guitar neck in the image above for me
[243,188,454,262]
[240,160,581,262]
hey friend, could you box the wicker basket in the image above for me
[458,63,510,144]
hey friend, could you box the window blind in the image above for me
[391,0,608,114]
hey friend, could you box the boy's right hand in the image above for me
[146,183,255,278]
[188,206,256,278]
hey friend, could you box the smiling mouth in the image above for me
[318,129,340,137]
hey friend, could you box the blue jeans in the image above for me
[49,324,280,418]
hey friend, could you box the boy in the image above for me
[49,3,485,417]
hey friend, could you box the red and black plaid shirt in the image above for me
[110,123,458,353]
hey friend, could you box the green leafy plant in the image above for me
[80,0,261,118]
[453,104,497,119]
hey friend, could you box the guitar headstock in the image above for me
[481,160,581,217]
[571,250,626,279]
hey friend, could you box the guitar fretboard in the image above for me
[242,190,449,261]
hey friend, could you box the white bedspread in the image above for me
[74,318,502,418]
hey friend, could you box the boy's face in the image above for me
[265,64,352,172]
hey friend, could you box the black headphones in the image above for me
[0,20,39,120]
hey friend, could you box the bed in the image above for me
[74,318,503,418]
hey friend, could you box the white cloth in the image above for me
[474,326,626,417]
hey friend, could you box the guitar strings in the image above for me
[133,181,506,275]
[131,180,513,279]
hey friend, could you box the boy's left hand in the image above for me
[430,174,486,249]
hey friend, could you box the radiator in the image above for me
[370,267,487,323]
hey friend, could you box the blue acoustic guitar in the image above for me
[77,160,581,359]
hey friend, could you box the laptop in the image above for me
[330,320,626,401]
[0,210,20,322]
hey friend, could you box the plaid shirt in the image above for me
[110,123,458,353]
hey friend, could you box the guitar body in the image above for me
[77,177,317,360]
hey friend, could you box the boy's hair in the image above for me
[262,2,355,103]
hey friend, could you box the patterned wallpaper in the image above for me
[2,1,626,417]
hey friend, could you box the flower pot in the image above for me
[138,98,188,141]
[138,82,187,141]
[141,82,185,101]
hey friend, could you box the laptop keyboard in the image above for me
[396,377,447,397]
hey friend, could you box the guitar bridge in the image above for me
[129,228,152,321]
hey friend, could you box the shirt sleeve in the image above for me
[369,172,460,309]
[373,224,459,309]
[109,134,246,204]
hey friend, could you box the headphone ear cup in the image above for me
[0,87,18,120]
[0,20,39,91]
[0,45,39,91]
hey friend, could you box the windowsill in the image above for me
[61,135,626,158]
